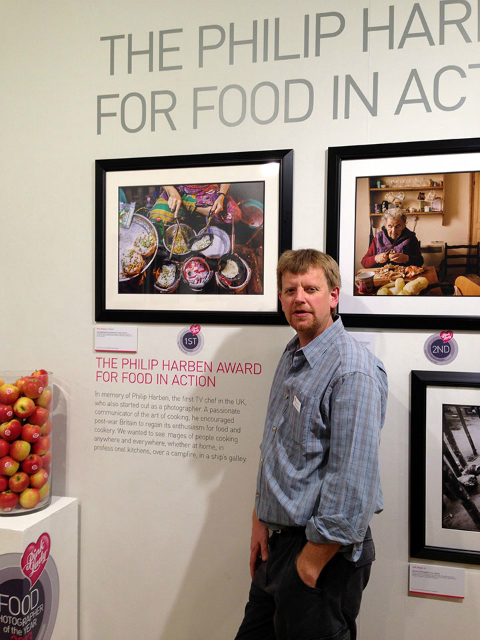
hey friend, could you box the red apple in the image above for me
[0,439,9,458]
[0,419,22,441]
[19,487,40,509]
[36,388,52,409]
[38,482,50,501]
[40,450,52,467]
[0,456,20,476]
[9,440,31,462]
[21,424,42,443]
[9,472,30,493]
[0,384,20,405]
[21,454,43,474]
[0,404,14,422]
[0,476,8,492]
[21,378,44,400]
[32,437,50,456]
[29,469,49,489]
[31,370,49,387]
[0,490,19,512]
[28,406,49,427]
[40,420,52,436]
[0,378,4,387]
[15,378,26,393]
[13,396,36,419]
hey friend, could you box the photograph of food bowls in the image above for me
[118,181,264,296]
[95,149,293,324]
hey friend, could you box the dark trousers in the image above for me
[234,528,374,640]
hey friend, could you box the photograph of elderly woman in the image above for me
[354,172,480,297]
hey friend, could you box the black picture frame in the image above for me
[326,137,480,330]
[95,149,293,324]
[410,370,480,565]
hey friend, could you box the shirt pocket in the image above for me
[283,392,319,446]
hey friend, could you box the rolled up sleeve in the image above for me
[305,371,385,560]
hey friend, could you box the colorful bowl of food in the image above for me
[198,226,230,259]
[120,249,146,280]
[153,259,180,293]
[182,256,213,291]
[189,232,214,252]
[119,214,158,281]
[163,223,195,257]
[216,254,251,292]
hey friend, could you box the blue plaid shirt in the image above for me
[255,316,388,561]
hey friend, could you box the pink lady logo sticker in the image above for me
[424,333,458,365]
[21,532,50,587]
[178,325,204,355]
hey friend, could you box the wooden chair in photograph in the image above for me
[440,242,480,281]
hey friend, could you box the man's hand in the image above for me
[249,510,269,579]
[296,541,340,588]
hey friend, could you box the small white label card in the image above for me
[95,326,138,353]
[409,563,465,599]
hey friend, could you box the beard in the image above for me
[288,310,315,331]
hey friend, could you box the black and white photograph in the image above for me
[442,403,480,532]
[410,371,480,565]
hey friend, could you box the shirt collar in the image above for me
[285,315,344,368]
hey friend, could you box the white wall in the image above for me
[1,1,480,638]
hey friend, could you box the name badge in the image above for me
[293,395,301,413]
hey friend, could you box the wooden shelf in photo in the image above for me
[369,174,446,226]
[370,210,445,224]
[370,211,443,216]
[370,186,443,191]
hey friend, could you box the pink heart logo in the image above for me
[21,532,50,587]
[440,331,453,343]
[190,324,201,336]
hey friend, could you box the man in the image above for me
[235,249,388,640]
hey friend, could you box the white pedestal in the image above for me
[0,496,78,640]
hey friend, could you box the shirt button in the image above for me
[272,426,276,431]
[285,394,289,399]
[256,492,260,498]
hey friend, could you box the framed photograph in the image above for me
[410,370,480,564]
[95,149,293,324]
[326,138,480,330]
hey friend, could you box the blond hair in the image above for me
[276,249,341,292]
